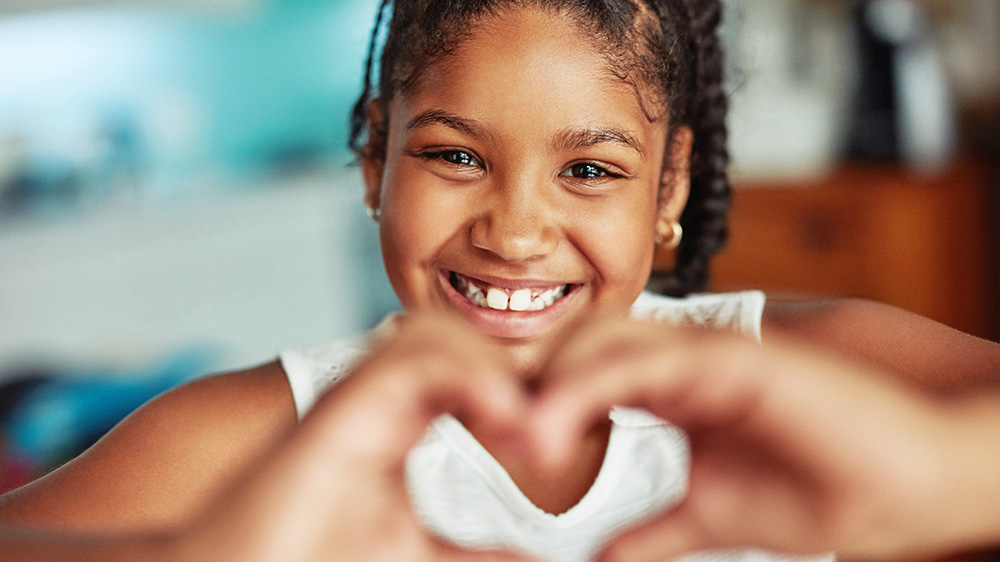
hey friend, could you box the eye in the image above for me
[422,149,482,168]
[561,162,621,180]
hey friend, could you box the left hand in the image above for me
[531,318,964,562]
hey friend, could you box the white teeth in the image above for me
[453,273,568,312]
[508,288,532,311]
[486,288,509,310]
[539,287,557,306]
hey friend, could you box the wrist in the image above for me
[933,393,1000,555]
[0,526,180,562]
[118,532,186,562]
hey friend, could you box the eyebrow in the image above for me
[553,127,645,157]
[406,109,644,157]
[405,110,497,143]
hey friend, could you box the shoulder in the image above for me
[0,361,297,532]
[163,360,296,430]
[763,297,1000,391]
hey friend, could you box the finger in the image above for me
[532,330,818,472]
[593,501,711,562]
[308,314,531,465]
[532,327,736,470]
[433,541,542,562]
[447,551,540,562]
[317,367,526,470]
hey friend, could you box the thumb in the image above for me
[433,540,542,562]
[595,505,706,562]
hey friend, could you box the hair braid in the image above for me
[648,0,730,296]
[347,0,732,297]
[349,0,391,161]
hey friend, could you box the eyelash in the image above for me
[561,162,623,180]
[419,149,482,168]
[418,150,625,183]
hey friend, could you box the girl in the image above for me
[1,0,998,560]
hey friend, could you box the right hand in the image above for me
[171,313,539,562]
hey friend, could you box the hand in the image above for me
[173,313,539,562]
[532,319,984,562]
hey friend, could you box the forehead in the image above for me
[392,7,668,151]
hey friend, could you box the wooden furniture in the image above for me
[657,159,996,339]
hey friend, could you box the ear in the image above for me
[361,98,387,213]
[655,126,693,241]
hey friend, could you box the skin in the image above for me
[764,298,1000,392]
[1,4,999,559]
[169,315,540,562]
[357,7,693,512]
[361,7,690,376]
[3,316,1000,562]
[0,316,542,562]
[529,321,1000,561]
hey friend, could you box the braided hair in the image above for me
[348,0,730,297]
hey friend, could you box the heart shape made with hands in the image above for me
[327,314,712,562]
[340,314,854,562]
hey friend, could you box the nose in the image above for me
[470,180,560,262]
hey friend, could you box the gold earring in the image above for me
[657,220,683,250]
[366,206,381,223]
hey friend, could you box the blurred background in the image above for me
[0,0,998,490]
[698,0,1000,351]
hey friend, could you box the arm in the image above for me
[0,314,537,562]
[764,298,1000,391]
[0,528,169,561]
[177,314,536,562]
[0,362,297,533]
[533,319,1000,562]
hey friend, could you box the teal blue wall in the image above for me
[178,0,378,176]
[0,0,381,209]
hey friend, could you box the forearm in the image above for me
[765,298,1000,392]
[938,392,1000,555]
[0,526,174,562]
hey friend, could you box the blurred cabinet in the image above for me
[667,159,996,338]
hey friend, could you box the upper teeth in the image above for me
[455,274,567,312]
[487,288,511,310]
[508,288,531,311]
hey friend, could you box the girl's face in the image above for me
[363,7,690,373]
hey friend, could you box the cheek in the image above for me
[575,194,657,297]
[377,167,466,301]
[380,186,434,265]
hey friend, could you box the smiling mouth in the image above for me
[449,272,571,312]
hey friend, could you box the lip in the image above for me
[453,271,567,292]
[439,270,581,339]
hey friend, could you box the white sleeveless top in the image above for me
[279,291,833,562]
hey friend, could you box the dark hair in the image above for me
[348,0,730,297]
